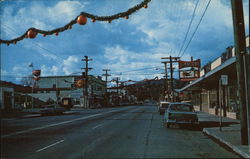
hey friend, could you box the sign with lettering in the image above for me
[179,59,201,69]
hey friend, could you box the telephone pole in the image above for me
[161,61,169,101]
[81,56,92,109]
[231,0,249,145]
[102,69,111,106]
[113,77,120,105]
[161,56,180,102]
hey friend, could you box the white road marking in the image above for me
[2,107,131,138]
[92,124,103,129]
[36,140,64,152]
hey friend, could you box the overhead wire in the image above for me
[180,0,211,58]
[177,0,199,57]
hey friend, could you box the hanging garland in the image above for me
[0,0,151,45]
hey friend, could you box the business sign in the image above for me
[32,70,41,81]
[179,59,201,69]
[220,75,228,86]
[179,70,200,82]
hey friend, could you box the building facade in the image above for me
[34,75,106,108]
[178,36,249,119]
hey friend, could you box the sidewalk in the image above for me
[199,111,250,158]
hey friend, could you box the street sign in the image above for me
[220,75,228,86]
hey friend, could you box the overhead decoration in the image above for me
[27,29,38,39]
[0,0,151,45]
[76,79,85,87]
[77,15,87,25]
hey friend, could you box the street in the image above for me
[1,105,239,158]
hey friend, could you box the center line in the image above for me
[36,140,64,152]
[92,124,103,129]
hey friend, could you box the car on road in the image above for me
[158,101,170,115]
[163,102,198,128]
[39,104,68,116]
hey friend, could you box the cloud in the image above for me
[62,56,80,75]
[1,1,86,39]
[1,0,249,84]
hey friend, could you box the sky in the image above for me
[0,0,249,86]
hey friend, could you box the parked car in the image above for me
[158,101,170,115]
[39,104,67,116]
[163,102,199,128]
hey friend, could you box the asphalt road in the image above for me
[1,105,239,158]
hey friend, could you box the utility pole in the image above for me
[29,63,34,109]
[102,69,111,107]
[161,61,169,101]
[113,77,120,105]
[161,56,180,102]
[81,56,92,109]
[231,0,249,145]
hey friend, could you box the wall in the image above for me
[0,87,14,110]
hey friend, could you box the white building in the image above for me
[34,75,105,107]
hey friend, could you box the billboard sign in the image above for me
[179,70,200,82]
[32,70,41,81]
[179,59,201,69]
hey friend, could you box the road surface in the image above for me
[1,105,239,158]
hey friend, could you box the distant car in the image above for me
[163,102,199,128]
[39,104,67,116]
[158,101,170,115]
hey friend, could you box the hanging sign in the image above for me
[179,59,201,69]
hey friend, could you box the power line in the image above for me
[180,0,211,58]
[177,0,199,57]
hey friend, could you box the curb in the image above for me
[203,128,250,158]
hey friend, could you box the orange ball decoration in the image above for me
[125,16,129,19]
[77,15,87,25]
[144,4,148,8]
[76,80,84,87]
[27,29,37,39]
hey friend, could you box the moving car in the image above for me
[163,102,198,128]
[39,104,67,116]
[158,101,170,115]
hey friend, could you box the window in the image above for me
[170,104,194,112]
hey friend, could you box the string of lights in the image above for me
[0,0,151,45]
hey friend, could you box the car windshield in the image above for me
[161,103,169,108]
[170,104,194,112]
